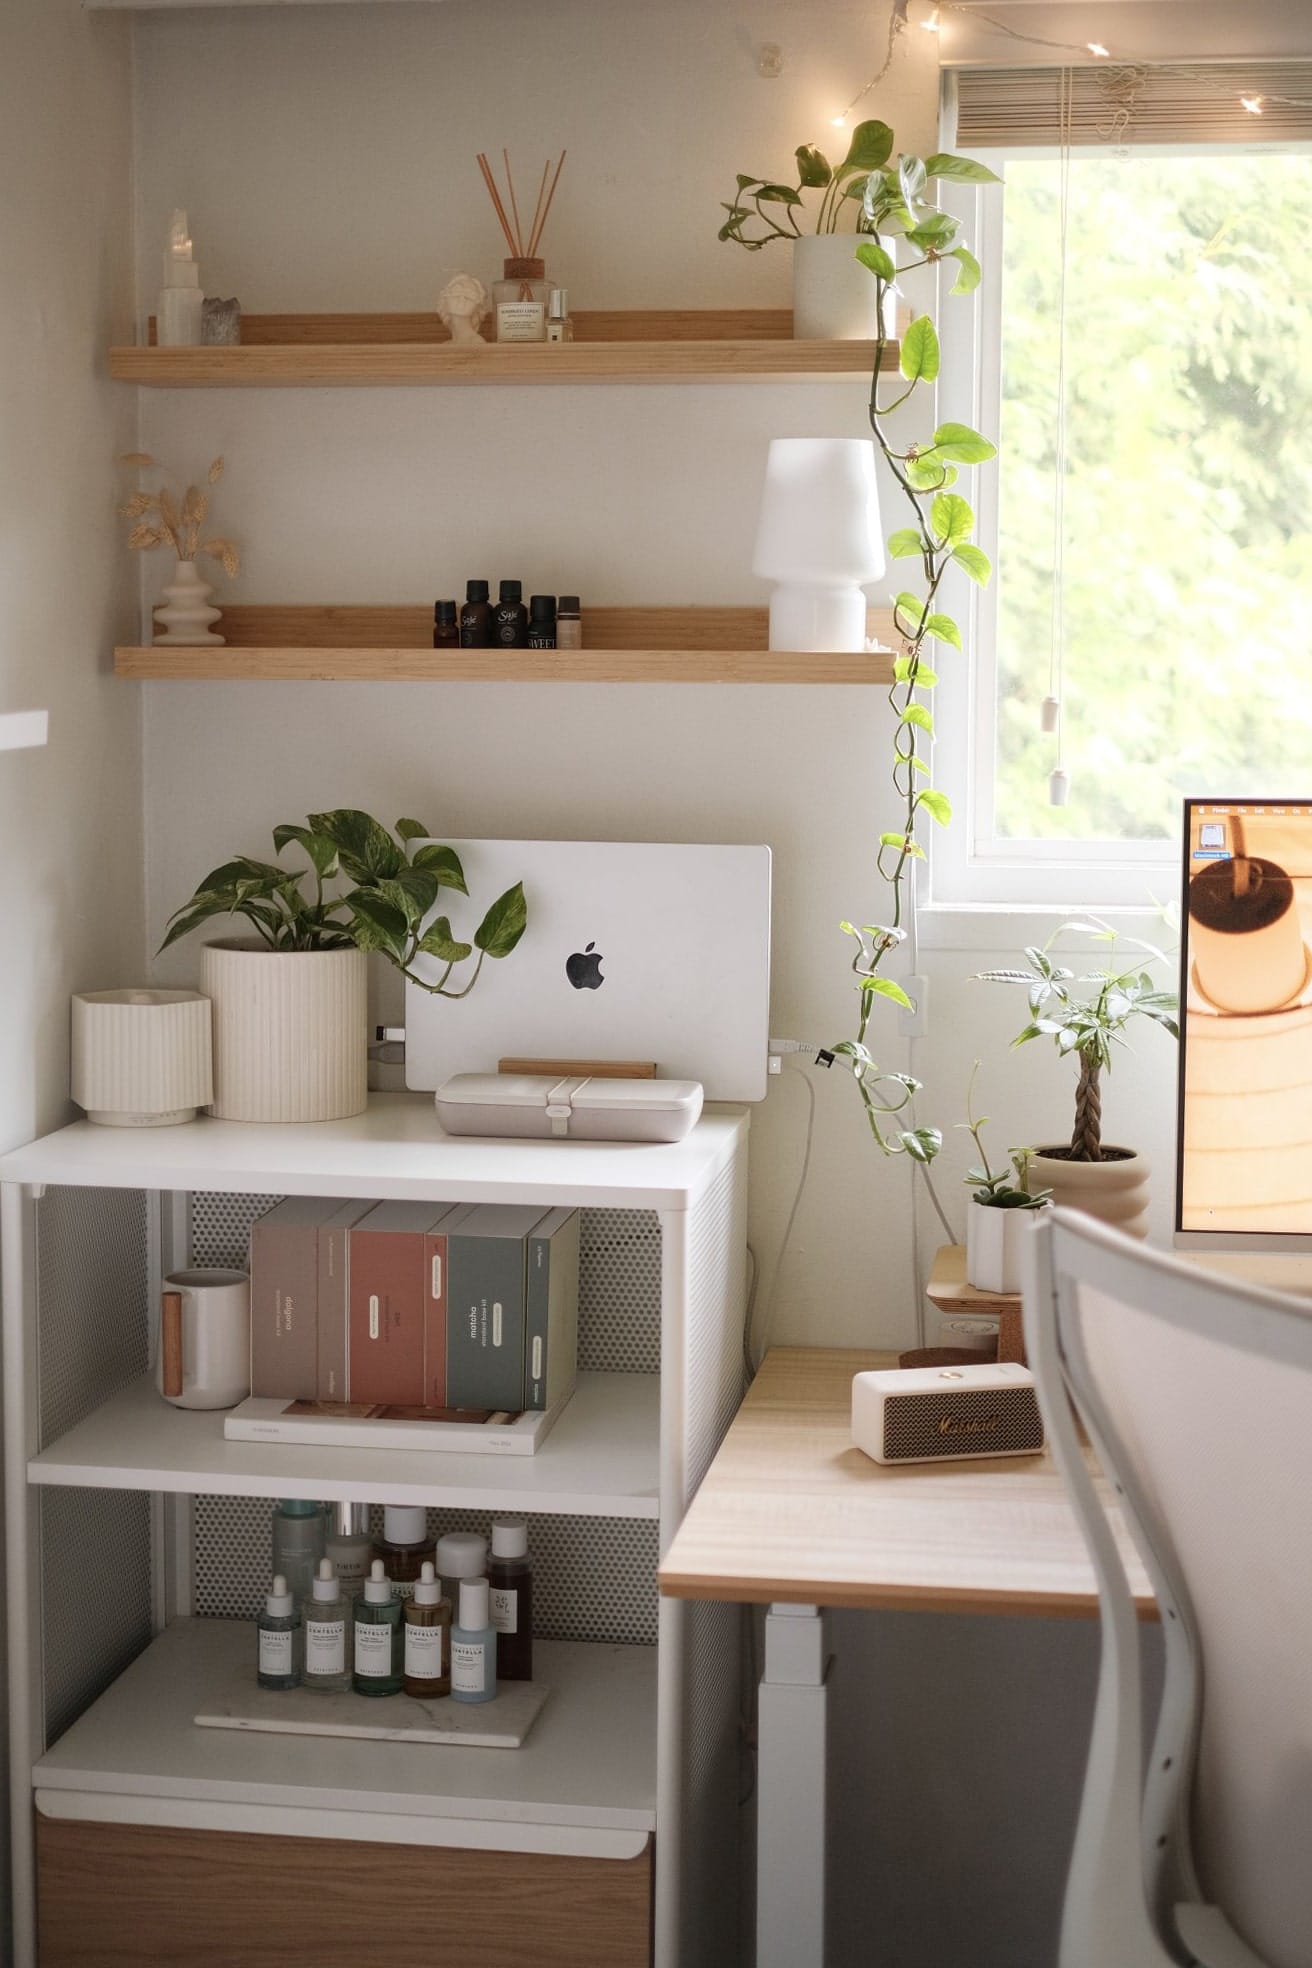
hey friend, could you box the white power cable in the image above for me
[748,1062,817,1373]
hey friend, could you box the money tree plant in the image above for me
[820,127,1000,1162]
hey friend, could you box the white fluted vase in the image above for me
[201,941,367,1122]
[153,558,224,646]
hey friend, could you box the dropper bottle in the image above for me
[257,1574,302,1691]
[403,1561,452,1699]
[304,1558,351,1693]
[352,1559,402,1697]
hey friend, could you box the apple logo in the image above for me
[566,941,604,990]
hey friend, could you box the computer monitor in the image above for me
[1176,797,1312,1252]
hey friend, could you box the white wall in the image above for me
[126,6,1179,1963]
[0,0,143,1955]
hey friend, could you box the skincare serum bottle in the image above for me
[527,596,557,650]
[271,1499,327,1610]
[436,1530,488,1609]
[450,1577,498,1704]
[403,1561,452,1699]
[353,1560,402,1696]
[433,600,459,649]
[257,1574,302,1691]
[555,595,582,650]
[488,1520,534,1681]
[304,1558,352,1693]
[460,579,492,647]
[377,1505,435,1603]
[492,580,529,648]
[324,1501,373,1605]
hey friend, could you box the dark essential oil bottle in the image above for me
[492,579,529,648]
[527,595,556,650]
[459,578,492,647]
[555,594,582,650]
[433,600,459,648]
[488,1519,533,1681]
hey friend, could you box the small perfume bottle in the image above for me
[489,1520,534,1682]
[450,1577,498,1704]
[403,1561,452,1699]
[433,600,459,649]
[353,1560,402,1696]
[545,288,574,344]
[257,1574,302,1691]
[527,596,556,650]
[304,1558,352,1693]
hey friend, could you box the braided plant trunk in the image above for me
[1070,1055,1103,1162]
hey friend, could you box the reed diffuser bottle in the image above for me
[478,149,567,344]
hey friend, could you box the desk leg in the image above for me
[757,1604,829,1968]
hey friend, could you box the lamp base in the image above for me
[768,584,867,653]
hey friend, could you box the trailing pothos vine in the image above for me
[824,127,1000,1165]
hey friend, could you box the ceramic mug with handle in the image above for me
[158,1268,250,1410]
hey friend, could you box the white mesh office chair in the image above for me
[1022,1208,1312,1968]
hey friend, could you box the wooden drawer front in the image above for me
[37,1816,652,1967]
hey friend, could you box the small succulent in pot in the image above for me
[959,1066,1051,1210]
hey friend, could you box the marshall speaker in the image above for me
[851,1362,1045,1465]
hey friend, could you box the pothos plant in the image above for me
[161,808,527,997]
[812,126,1001,1164]
[718,119,894,245]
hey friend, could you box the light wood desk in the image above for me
[659,1347,1153,1967]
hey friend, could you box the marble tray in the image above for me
[195,1663,547,1749]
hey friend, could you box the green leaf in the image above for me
[158,895,235,951]
[756,183,803,206]
[900,315,940,383]
[930,492,974,547]
[917,788,953,825]
[893,655,937,686]
[839,173,872,203]
[904,212,960,250]
[887,527,924,559]
[894,590,927,630]
[473,881,528,959]
[923,152,1001,185]
[795,144,832,188]
[952,543,992,585]
[898,154,928,206]
[307,809,405,883]
[947,246,982,294]
[862,975,914,1009]
[376,870,440,927]
[343,889,408,960]
[900,1126,942,1163]
[931,421,997,463]
[410,843,468,892]
[855,239,896,282]
[923,613,962,648]
[272,825,339,879]
[905,453,957,492]
[841,119,895,173]
[419,916,473,963]
[900,703,934,733]
[394,817,431,843]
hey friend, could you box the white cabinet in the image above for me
[1,1094,748,1968]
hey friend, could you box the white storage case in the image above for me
[435,1073,704,1143]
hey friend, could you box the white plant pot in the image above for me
[1027,1148,1151,1239]
[965,1199,1045,1294]
[154,558,224,647]
[200,941,367,1123]
[792,232,891,341]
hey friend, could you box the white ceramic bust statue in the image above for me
[437,273,490,346]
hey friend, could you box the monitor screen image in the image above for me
[1178,798,1312,1236]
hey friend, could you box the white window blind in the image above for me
[954,62,1312,149]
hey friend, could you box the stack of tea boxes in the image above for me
[250,1201,580,1415]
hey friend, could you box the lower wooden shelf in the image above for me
[115,603,899,684]
[35,1618,656,1853]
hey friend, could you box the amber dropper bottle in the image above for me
[433,600,459,648]
[403,1561,451,1699]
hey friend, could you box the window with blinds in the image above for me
[953,62,1312,149]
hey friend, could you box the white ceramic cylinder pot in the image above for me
[752,438,885,652]
[153,559,224,646]
[965,1200,1045,1294]
[71,988,212,1125]
[792,233,886,341]
[157,1268,250,1410]
[1027,1149,1150,1239]
[201,941,368,1123]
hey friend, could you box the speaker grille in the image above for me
[883,1385,1043,1460]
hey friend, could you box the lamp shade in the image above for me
[752,438,884,651]
[71,989,213,1126]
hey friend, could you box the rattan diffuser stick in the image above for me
[476,150,566,259]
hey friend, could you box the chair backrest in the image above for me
[1024,1208,1312,1968]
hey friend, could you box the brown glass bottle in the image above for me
[492,579,529,648]
[433,600,459,648]
[377,1504,435,1603]
[488,1520,533,1680]
[403,1561,452,1698]
[459,579,492,647]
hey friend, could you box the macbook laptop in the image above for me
[404,839,772,1100]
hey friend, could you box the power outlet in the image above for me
[898,974,929,1038]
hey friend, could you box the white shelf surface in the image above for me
[0,1091,746,1211]
[29,1369,659,1515]
[35,1619,656,1849]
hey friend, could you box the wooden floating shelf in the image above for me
[110,310,895,387]
[115,605,898,684]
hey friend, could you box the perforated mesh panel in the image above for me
[189,1193,660,1372]
[38,1186,149,1446]
[41,1488,153,1745]
[193,1497,658,1644]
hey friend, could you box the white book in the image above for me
[222,1385,572,1456]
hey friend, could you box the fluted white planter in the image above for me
[71,988,213,1126]
[201,941,367,1123]
[1027,1148,1151,1239]
[153,558,224,646]
[792,233,893,341]
[965,1199,1047,1294]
